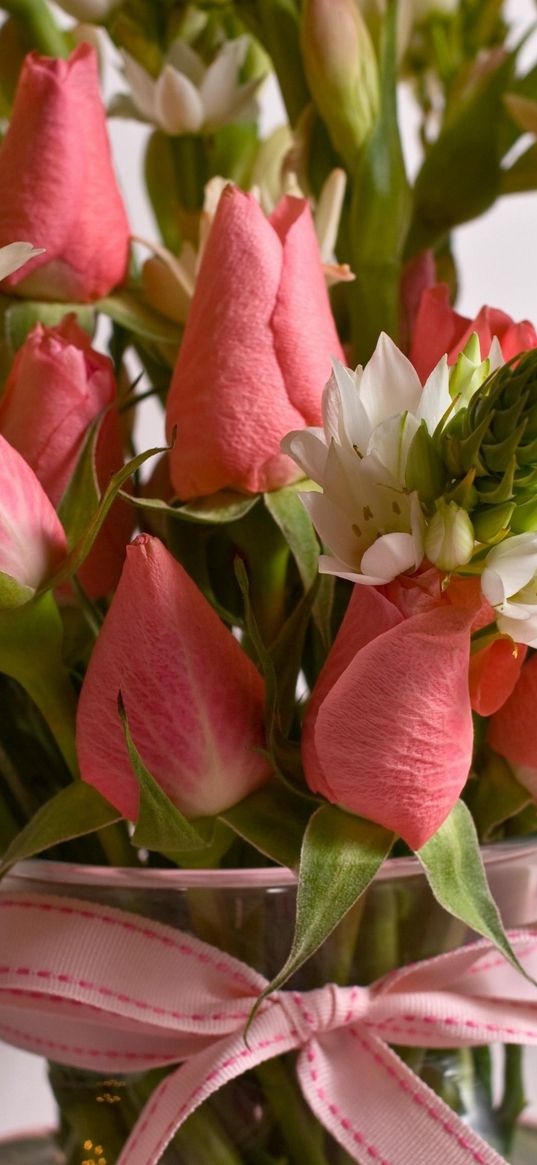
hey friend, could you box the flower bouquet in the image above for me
[1,0,537,1162]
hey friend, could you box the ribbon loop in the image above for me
[0,889,536,1165]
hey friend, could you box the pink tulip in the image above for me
[410,284,537,382]
[76,535,272,820]
[0,45,130,302]
[0,316,132,598]
[166,186,344,498]
[489,656,537,793]
[0,434,66,592]
[302,579,478,849]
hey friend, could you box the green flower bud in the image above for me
[301,0,379,169]
[424,499,475,570]
[440,349,537,540]
[449,332,499,408]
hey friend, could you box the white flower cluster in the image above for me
[283,333,537,647]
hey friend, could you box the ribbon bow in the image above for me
[0,890,537,1165]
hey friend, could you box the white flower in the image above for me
[281,333,450,585]
[0,242,45,282]
[115,37,261,135]
[481,532,537,646]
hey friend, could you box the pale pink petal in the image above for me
[0,46,129,302]
[0,435,66,590]
[167,188,318,497]
[77,535,271,820]
[269,196,345,421]
[303,586,475,849]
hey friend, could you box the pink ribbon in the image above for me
[0,891,537,1165]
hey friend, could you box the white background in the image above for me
[1,0,537,1140]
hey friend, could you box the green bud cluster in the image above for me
[439,350,537,542]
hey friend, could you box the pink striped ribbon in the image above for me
[0,891,537,1165]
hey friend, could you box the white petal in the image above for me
[418,356,451,434]
[496,608,537,647]
[300,491,364,570]
[200,38,250,125]
[488,336,504,373]
[322,361,368,451]
[155,67,204,134]
[481,566,507,608]
[318,554,388,586]
[165,40,205,85]
[359,332,422,430]
[367,411,420,484]
[482,533,537,600]
[315,169,347,261]
[122,53,157,121]
[360,532,421,581]
[0,242,45,281]
[281,429,328,484]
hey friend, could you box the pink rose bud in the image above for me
[0,434,66,594]
[410,284,537,382]
[302,580,477,850]
[166,186,344,498]
[0,315,132,598]
[77,535,272,820]
[0,45,130,302]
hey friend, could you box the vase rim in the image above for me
[8,835,537,890]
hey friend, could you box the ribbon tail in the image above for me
[117,1018,299,1165]
[298,1028,510,1165]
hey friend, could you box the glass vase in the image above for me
[2,841,537,1165]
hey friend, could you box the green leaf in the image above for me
[264,486,320,591]
[0,297,94,353]
[119,489,258,525]
[58,420,100,549]
[0,783,121,876]
[417,801,534,981]
[262,804,394,994]
[501,140,537,195]
[96,290,183,345]
[0,572,33,608]
[221,779,315,869]
[41,442,166,593]
[465,751,531,842]
[118,695,208,852]
[407,52,514,254]
[0,591,78,775]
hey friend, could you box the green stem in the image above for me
[255,1057,329,1165]
[230,507,290,645]
[2,0,69,56]
[171,134,208,212]
[22,666,78,777]
[0,786,21,852]
[95,819,138,868]
[496,1045,527,1156]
